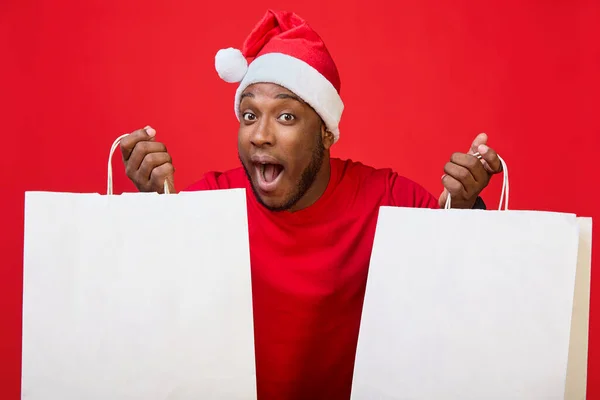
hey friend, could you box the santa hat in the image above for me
[214,10,344,143]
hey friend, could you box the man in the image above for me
[120,10,502,400]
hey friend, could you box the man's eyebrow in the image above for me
[239,92,304,104]
[275,93,305,104]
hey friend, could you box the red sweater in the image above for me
[186,157,440,400]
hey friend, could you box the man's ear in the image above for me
[321,123,334,150]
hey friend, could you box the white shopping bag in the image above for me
[351,157,592,400]
[565,217,592,400]
[21,135,256,399]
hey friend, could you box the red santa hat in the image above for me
[214,10,344,143]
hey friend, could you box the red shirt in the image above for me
[186,157,440,400]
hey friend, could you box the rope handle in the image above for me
[107,133,171,196]
[444,152,509,211]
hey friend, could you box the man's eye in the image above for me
[278,113,295,122]
[243,112,256,121]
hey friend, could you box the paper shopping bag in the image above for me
[21,188,256,399]
[351,203,592,399]
[351,155,592,400]
[565,217,593,400]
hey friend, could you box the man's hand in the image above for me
[120,126,175,193]
[438,133,502,209]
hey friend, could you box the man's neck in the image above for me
[287,155,332,213]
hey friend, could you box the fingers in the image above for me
[441,152,489,208]
[442,134,502,208]
[139,152,172,181]
[443,162,474,193]
[127,145,173,192]
[441,174,463,195]
[447,152,488,184]
[477,144,502,174]
[441,173,478,209]
[121,125,175,193]
[469,132,488,155]
[468,133,502,174]
[126,141,168,176]
[120,126,156,161]
[441,174,470,209]
[150,163,175,194]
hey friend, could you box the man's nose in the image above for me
[250,119,275,147]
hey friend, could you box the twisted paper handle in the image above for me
[444,154,509,211]
[107,134,171,195]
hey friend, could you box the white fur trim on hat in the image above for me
[233,53,344,143]
[215,48,248,83]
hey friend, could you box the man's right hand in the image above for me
[120,126,175,193]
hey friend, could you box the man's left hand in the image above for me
[438,133,503,209]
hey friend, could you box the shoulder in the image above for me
[331,157,386,184]
[386,173,440,209]
[183,167,247,191]
[331,158,439,209]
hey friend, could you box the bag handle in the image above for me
[107,134,171,195]
[106,133,508,207]
[444,153,509,211]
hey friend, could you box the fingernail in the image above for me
[441,174,447,180]
[478,144,489,154]
[145,126,156,137]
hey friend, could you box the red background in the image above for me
[1,1,599,398]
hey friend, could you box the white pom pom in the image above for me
[215,48,248,83]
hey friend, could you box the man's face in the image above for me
[238,83,332,212]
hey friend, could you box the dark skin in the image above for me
[120,83,502,210]
[439,132,502,208]
[119,125,175,193]
[236,83,334,212]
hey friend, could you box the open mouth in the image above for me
[254,162,284,193]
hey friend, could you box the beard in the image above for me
[240,134,325,212]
